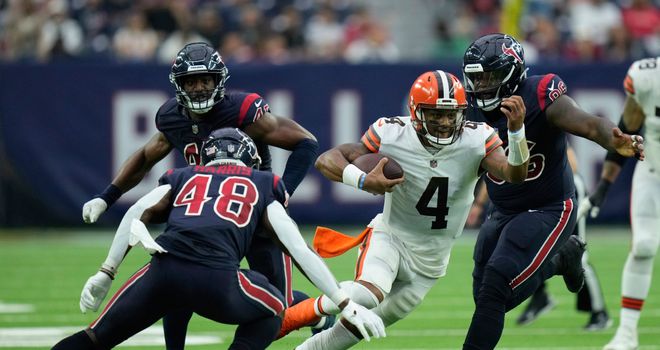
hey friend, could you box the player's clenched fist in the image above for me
[501,96,526,132]
[82,198,108,223]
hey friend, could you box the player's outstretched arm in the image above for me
[545,95,644,160]
[79,185,171,313]
[264,201,386,341]
[82,132,173,223]
[244,113,318,194]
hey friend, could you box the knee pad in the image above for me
[632,237,659,258]
[376,288,423,326]
[339,281,380,309]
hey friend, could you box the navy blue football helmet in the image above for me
[201,128,261,168]
[169,42,229,114]
[463,33,527,111]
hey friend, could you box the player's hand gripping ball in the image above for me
[352,153,404,179]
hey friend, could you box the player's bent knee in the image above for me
[340,281,381,309]
[377,289,423,325]
[632,238,659,258]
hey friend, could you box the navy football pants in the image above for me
[464,197,577,350]
[84,254,285,349]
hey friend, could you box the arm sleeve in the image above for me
[237,93,270,128]
[360,118,389,153]
[536,74,568,111]
[101,185,171,271]
[266,201,341,298]
[282,138,319,194]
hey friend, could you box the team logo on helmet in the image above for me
[501,42,523,64]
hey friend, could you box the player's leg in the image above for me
[464,199,576,350]
[605,163,659,350]
[54,257,171,349]
[195,268,286,350]
[162,309,193,350]
[516,282,555,326]
[574,173,611,330]
[295,229,400,350]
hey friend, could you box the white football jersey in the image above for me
[626,57,660,171]
[360,116,501,277]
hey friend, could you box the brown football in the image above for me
[352,153,404,180]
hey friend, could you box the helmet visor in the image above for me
[464,68,512,93]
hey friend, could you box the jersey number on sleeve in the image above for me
[174,174,258,227]
[416,177,449,229]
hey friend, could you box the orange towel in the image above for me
[313,226,372,258]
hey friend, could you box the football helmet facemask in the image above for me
[409,70,467,147]
[463,33,527,111]
[201,128,261,168]
[169,42,229,114]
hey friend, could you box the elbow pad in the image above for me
[507,125,530,166]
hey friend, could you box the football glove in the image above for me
[82,198,108,223]
[577,179,612,220]
[80,271,112,313]
[340,300,386,341]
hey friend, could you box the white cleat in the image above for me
[603,328,639,350]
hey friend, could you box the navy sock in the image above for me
[52,330,97,350]
[163,309,193,350]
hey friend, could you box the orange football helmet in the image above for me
[408,70,467,146]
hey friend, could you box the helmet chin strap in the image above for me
[421,120,453,147]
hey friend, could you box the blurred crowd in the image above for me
[0,0,657,65]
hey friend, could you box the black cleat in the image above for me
[584,310,612,331]
[516,290,555,326]
[554,236,586,293]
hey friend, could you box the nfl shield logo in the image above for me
[430,160,437,168]
[192,124,199,134]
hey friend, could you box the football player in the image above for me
[470,148,612,330]
[461,33,644,350]
[53,128,385,350]
[293,70,530,350]
[80,42,326,347]
[579,57,660,350]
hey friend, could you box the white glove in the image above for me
[82,198,108,223]
[80,271,112,313]
[340,300,386,341]
[577,197,600,220]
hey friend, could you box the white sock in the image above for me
[296,322,360,350]
[619,254,654,330]
[317,295,340,316]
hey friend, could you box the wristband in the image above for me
[96,184,122,207]
[329,288,350,309]
[507,125,530,166]
[357,173,367,190]
[99,264,116,280]
[342,164,366,189]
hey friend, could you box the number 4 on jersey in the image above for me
[415,177,449,229]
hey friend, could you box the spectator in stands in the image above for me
[344,22,399,63]
[195,4,224,49]
[568,0,623,61]
[621,0,660,56]
[270,5,306,59]
[305,6,344,61]
[156,2,209,64]
[219,31,254,64]
[112,9,159,62]
[1,0,43,61]
[36,0,84,62]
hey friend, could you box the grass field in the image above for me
[0,226,659,349]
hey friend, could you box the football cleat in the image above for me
[516,290,555,326]
[584,310,612,331]
[553,236,586,293]
[603,327,638,350]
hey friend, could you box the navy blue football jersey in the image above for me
[155,164,288,268]
[156,91,273,171]
[467,74,575,212]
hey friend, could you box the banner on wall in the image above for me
[0,62,636,226]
